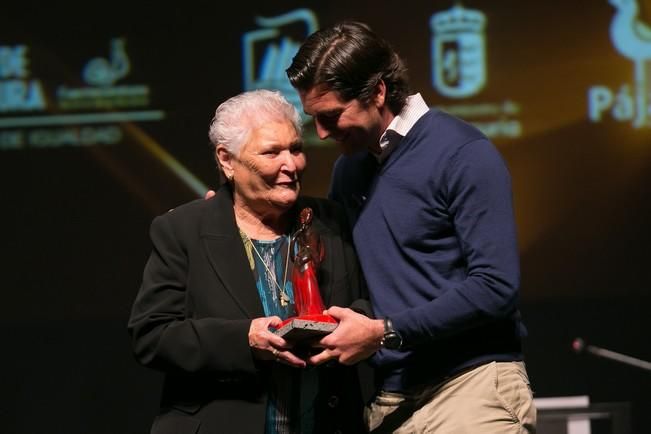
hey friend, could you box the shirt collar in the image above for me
[376,93,429,162]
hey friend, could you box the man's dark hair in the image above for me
[286,21,410,115]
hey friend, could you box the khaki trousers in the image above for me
[365,361,537,433]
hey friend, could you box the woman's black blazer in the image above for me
[128,186,370,434]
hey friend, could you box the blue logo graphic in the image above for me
[242,9,318,119]
[430,4,486,99]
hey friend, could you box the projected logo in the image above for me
[0,38,165,151]
[0,45,46,112]
[57,38,155,112]
[242,9,318,119]
[588,0,651,128]
[429,4,521,139]
[430,4,486,98]
[83,38,130,87]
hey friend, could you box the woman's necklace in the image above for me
[239,229,292,307]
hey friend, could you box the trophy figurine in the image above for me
[273,208,338,341]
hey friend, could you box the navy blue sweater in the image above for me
[329,109,526,391]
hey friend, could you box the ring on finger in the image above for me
[272,348,279,358]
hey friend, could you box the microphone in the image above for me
[572,337,651,372]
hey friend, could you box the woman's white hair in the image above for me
[208,89,303,157]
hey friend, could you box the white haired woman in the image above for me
[128,89,370,433]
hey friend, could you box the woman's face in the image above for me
[231,120,306,214]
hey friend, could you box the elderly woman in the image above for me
[128,90,369,433]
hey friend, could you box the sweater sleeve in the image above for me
[391,138,520,346]
[315,196,374,318]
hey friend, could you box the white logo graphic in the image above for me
[588,0,651,128]
[83,38,130,87]
[242,9,317,117]
[430,4,486,98]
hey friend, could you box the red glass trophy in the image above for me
[273,208,338,341]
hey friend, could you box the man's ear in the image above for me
[374,79,387,108]
[216,145,234,180]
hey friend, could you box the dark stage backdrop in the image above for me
[1,1,650,433]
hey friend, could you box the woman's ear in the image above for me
[216,145,234,181]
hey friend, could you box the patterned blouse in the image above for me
[240,232,318,434]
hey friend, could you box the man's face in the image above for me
[299,85,386,155]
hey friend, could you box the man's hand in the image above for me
[308,306,384,366]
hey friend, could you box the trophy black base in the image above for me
[273,315,338,342]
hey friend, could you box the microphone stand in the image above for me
[572,338,651,372]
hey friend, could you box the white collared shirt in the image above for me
[375,93,430,163]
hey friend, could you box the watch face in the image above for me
[383,332,402,350]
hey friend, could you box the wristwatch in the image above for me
[381,318,403,350]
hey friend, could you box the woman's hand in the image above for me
[248,316,307,368]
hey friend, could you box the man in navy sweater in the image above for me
[287,21,536,433]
